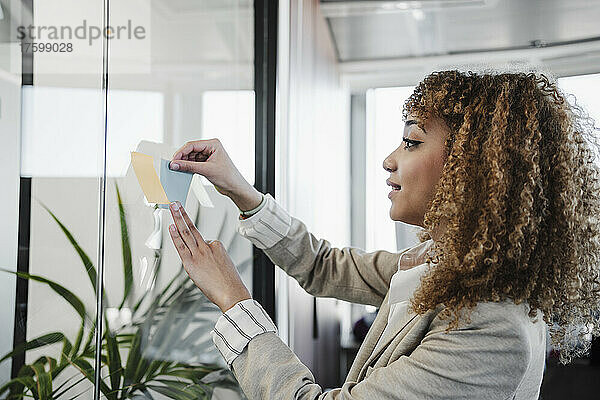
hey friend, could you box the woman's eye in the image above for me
[402,138,421,150]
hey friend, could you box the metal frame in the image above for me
[11,0,33,380]
[12,178,31,379]
[253,0,278,325]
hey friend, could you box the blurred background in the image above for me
[1,0,599,399]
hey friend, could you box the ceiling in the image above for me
[3,0,599,90]
[320,0,600,62]
[320,0,600,90]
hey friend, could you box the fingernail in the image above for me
[171,202,179,210]
[170,162,180,170]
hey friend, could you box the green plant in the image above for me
[0,183,246,399]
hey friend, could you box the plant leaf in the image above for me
[133,271,179,321]
[81,322,97,358]
[121,331,142,398]
[0,332,64,365]
[32,355,57,372]
[40,202,111,310]
[160,367,213,384]
[154,379,213,399]
[60,335,73,366]
[51,372,86,398]
[31,359,53,399]
[0,268,88,322]
[139,386,156,399]
[69,357,116,400]
[146,383,197,400]
[142,359,169,383]
[0,375,38,399]
[104,330,122,395]
[116,184,133,309]
[69,320,85,359]
[40,203,98,294]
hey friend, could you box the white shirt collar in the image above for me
[388,239,436,305]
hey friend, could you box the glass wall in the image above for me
[1,1,107,399]
[103,1,255,397]
[1,0,256,398]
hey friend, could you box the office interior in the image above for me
[1,0,599,399]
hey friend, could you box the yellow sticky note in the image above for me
[131,152,170,204]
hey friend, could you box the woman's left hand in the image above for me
[168,201,252,313]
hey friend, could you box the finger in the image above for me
[172,141,211,161]
[193,152,210,162]
[169,224,192,261]
[170,202,198,251]
[169,159,208,173]
[177,202,207,248]
[208,240,225,252]
[172,142,195,160]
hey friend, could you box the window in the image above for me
[557,73,600,162]
[365,73,600,253]
[365,86,416,252]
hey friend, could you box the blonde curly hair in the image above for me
[404,69,600,365]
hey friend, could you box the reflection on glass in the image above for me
[1,0,254,399]
[102,0,255,398]
[1,0,106,397]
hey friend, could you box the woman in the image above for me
[166,70,600,399]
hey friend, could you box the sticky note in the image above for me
[131,152,169,205]
[158,159,194,209]
[131,151,216,209]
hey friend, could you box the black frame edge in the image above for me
[11,178,31,379]
[253,0,278,325]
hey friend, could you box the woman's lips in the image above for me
[388,188,401,199]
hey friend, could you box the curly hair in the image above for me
[403,69,600,365]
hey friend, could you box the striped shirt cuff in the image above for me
[238,193,267,217]
[237,193,292,249]
[211,298,278,369]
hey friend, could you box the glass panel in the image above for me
[102,1,254,398]
[0,0,24,388]
[1,0,106,398]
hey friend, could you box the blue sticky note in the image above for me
[158,159,194,209]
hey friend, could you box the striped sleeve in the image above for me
[237,193,292,250]
[211,298,278,369]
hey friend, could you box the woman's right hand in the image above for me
[170,138,263,211]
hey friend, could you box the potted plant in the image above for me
[0,184,247,399]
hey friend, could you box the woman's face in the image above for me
[383,114,449,228]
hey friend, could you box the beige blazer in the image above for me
[231,214,547,399]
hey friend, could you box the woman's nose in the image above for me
[383,157,395,172]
